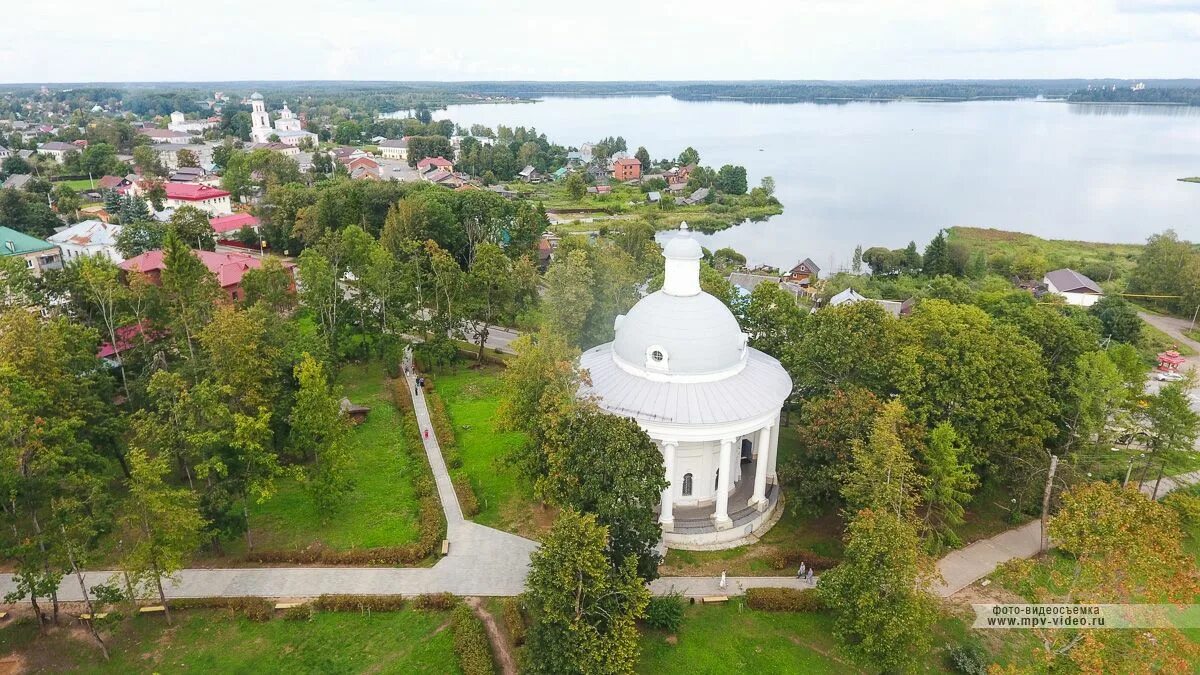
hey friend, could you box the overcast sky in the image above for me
[2,0,1199,83]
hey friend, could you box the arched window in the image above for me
[682,473,693,497]
[714,469,720,490]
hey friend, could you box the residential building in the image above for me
[785,258,820,285]
[675,187,710,206]
[828,287,913,317]
[162,183,232,215]
[416,156,453,173]
[167,111,217,135]
[0,145,9,160]
[138,128,192,144]
[1,174,33,191]
[378,138,409,161]
[0,226,61,277]
[120,249,295,302]
[518,165,541,182]
[612,157,642,181]
[37,141,76,163]
[96,175,132,191]
[346,156,381,180]
[422,169,464,187]
[47,219,124,263]
[209,213,260,239]
[1043,268,1103,307]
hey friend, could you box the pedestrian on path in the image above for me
[806,569,814,585]
[797,562,806,578]
[423,429,430,440]
[719,571,726,590]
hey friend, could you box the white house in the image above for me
[37,141,76,163]
[578,223,792,549]
[48,220,124,263]
[167,111,217,135]
[162,183,232,215]
[0,145,10,160]
[1044,268,1103,307]
[378,138,408,161]
[139,128,192,145]
[154,144,213,170]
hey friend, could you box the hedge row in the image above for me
[455,475,481,517]
[767,547,840,572]
[412,592,457,610]
[243,382,445,567]
[451,604,496,675]
[744,587,825,612]
[502,596,527,646]
[170,596,274,621]
[313,594,408,612]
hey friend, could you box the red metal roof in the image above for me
[209,213,261,234]
[120,249,293,289]
[417,156,452,169]
[164,183,230,201]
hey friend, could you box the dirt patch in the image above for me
[464,597,517,675]
[0,652,27,675]
[664,635,678,645]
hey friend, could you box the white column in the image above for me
[660,440,677,532]
[768,412,781,483]
[750,424,772,511]
[713,438,733,529]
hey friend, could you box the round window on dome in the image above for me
[651,350,664,362]
[645,345,669,371]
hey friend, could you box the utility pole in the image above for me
[1040,454,1059,553]
[1190,304,1199,331]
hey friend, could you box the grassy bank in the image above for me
[946,226,1142,286]
[0,607,460,673]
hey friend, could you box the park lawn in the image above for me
[433,364,549,539]
[56,178,100,192]
[637,601,860,674]
[237,360,424,553]
[0,608,459,674]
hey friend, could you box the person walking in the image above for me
[806,568,814,585]
[798,562,806,578]
[423,429,430,440]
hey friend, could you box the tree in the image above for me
[1061,350,1129,457]
[543,249,595,347]
[841,400,926,519]
[465,242,518,362]
[790,301,910,398]
[158,229,220,359]
[290,353,353,517]
[241,256,296,313]
[818,508,937,673]
[714,164,747,195]
[168,205,216,251]
[564,171,586,200]
[524,510,649,675]
[176,148,199,168]
[50,184,80,216]
[851,245,863,274]
[120,447,207,625]
[1089,295,1142,344]
[922,229,953,276]
[72,256,131,398]
[919,422,977,549]
[132,145,166,177]
[785,387,880,511]
[115,219,166,257]
[741,280,805,360]
[634,146,650,171]
[1144,384,1200,498]
[1127,230,1200,315]
[544,407,667,580]
[497,330,581,495]
[677,147,700,166]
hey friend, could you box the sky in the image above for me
[2,0,1199,83]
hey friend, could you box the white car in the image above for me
[1155,371,1185,382]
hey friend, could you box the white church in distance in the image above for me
[579,223,793,549]
[250,92,318,147]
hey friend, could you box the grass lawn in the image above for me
[233,360,426,554]
[637,601,860,674]
[1140,320,1197,363]
[947,226,1143,286]
[431,364,550,539]
[55,178,100,192]
[0,608,459,673]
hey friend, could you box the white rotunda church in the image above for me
[579,224,793,549]
[249,93,318,147]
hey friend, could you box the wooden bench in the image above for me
[441,539,450,556]
[274,602,303,610]
[701,596,729,604]
[78,612,109,621]
[139,605,166,615]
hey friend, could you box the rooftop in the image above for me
[120,249,293,289]
[163,183,230,201]
[0,226,56,255]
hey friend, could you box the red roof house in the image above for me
[120,249,295,301]
[163,183,230,201]
[612,157,642,181]
[209,213,261,236]
[416,156,453,172]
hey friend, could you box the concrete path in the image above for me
[650,575,814,598]
[1138,311,1200,356]
[934,470,1200,597]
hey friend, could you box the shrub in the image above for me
[767,547,840,572]
[413,592,457,610]
[947,640,990,675]
[314,593,408,610]
[451,604,496,675]
[643,593,685,632]
[745,587,825,612]
[171,596,273,621]
[455,474,481,517]
[502,596,527,646]
[282,604,315,621]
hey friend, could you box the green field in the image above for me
[237,361,425,554]
[55,179,101,192]
[432,365,548,538]
[1179,177,1200,184]
[947,226,1143,286]
[0,608,460,673]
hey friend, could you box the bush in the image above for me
[947,640,990,675]
[451,604,496,675]
[282,604,315,621]
[767,547,840,572]
[171,596,273,621]
[745,588,825,612]
[643,593,685,632]
[455,474,481,517]
[502,597,527,646]
[313,594,407,612]
[412,592,457,610]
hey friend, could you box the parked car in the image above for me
[1155,371,1185,382]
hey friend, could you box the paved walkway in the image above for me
[649,575,813,598]
[934,470,1200,597]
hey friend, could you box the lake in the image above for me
[438,96,1200,270]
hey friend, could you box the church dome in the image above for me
[250,92,263,100]
[610,224,748,380]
